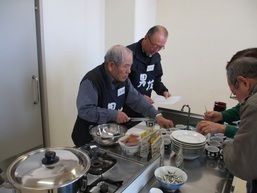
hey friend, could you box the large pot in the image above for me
[6,147,91,193]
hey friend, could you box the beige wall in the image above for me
[155,0,257,113]
[41,0,105,147]
[40,0,257,147]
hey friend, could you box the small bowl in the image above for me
[146,120,156,127]
[214,133,227,141]
[149,187,163,193]
[154,166,187,192]
[205,146,219,159]
[169,127,180,133]
[175,124,187,130]
[160,128,168,135]
[118,136,140,155]
[207,141,221,149]
[210,136,223,143]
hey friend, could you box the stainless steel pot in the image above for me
[6,147,91,193]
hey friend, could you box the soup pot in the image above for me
[6,147,91,193]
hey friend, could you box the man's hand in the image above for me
[204,111,222,122]
[156,115,174,128]
[163,91,171,99]
[116,111,130,123]
[196,120,226,135]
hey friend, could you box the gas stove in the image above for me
[80,145,117,175]
[79,143,161,193]
[79,144,122,193]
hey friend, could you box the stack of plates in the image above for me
[170,130,206,160]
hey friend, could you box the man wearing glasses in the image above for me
[196,48,257,139]
[123,25,171,118]
[222,51,257,193]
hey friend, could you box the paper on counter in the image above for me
[152,95,182,105]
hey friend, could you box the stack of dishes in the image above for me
[170,130,206,160]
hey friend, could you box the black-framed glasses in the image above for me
[147,35,165,50]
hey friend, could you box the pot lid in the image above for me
[7,147,91,190]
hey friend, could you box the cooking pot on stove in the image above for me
[6,147,91,193]
[89,123,127,146]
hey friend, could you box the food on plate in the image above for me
[120,134,140,146]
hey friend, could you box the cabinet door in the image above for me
[0,0,43,161]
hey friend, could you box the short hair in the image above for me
[104,45,132,66]
[227,48,257,64]
[146,25,168,38]
[226,56,257,87]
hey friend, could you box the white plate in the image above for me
[171,130,206,144]
[171,140,205,149]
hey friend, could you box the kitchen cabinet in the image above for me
[0,0,43,164]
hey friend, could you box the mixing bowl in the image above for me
[89,123,127,146]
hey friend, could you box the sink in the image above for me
[158,107,204,128]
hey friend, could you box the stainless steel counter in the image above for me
[87,112,233,193]
[87,142,161,193]
[139,148,233,193]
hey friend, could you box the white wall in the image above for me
[134,0,156,41]
[40,0,257,146]
[41,0,105,147]
[155,0,257,114]
[105,0,157,48]
[105,0,135,49]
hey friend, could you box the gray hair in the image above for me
[104,45,132,66]
[227,48,257,63]
[226,57,257,87]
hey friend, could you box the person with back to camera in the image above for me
[71,45,174,147]
[220,49,257,193]
[197,48,257,139]
[123,25,171,118]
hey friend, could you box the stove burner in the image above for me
[91,161,101,168]
[79,144,117,175]
[85,177,123,193]
[89,153,117,175]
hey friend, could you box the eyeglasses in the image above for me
[229,79,238,100]
[230,92,237,100]
[147,35,165,50]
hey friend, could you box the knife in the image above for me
[129,117,155,122]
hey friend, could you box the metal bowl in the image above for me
[89,124,127,146]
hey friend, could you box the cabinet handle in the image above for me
[32,75,40,105]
